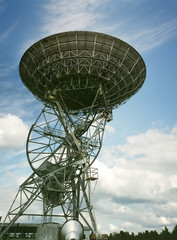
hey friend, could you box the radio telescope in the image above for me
[0,31,146,239]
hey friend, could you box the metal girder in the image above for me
[0,91,109,238]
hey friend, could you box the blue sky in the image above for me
[0,0,177,234]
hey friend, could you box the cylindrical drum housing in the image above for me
[60,220,84,240]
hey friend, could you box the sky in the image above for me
[0,0,177,235]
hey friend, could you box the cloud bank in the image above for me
[93,125,177,233]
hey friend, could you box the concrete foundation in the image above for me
[36,223,59,240]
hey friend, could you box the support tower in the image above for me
[0,31,146,239]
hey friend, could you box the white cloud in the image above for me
[0,22,18,43]
[0,185,18,219]
[40,0,110,35]
[109,223,119,232]
[0,167,32,220]
[117,126,177,172]
[127,18,177,52]
[92,125,177,232]
[105,125,116,134]
[38,0,177,53]
[0,85,42,120]
[0,0,5,11]
[0,64,17,77]
[0,114,29,149]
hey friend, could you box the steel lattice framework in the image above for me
[20,31,145,110]
[0,31,146,239]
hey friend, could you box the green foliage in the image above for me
[108,225,177,240]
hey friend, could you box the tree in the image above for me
[171,225,177,240]
[160,226,171,240]
[119,230,127,240]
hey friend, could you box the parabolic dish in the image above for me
[19,31,146,111]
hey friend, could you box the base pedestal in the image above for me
[36,223,59,240]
